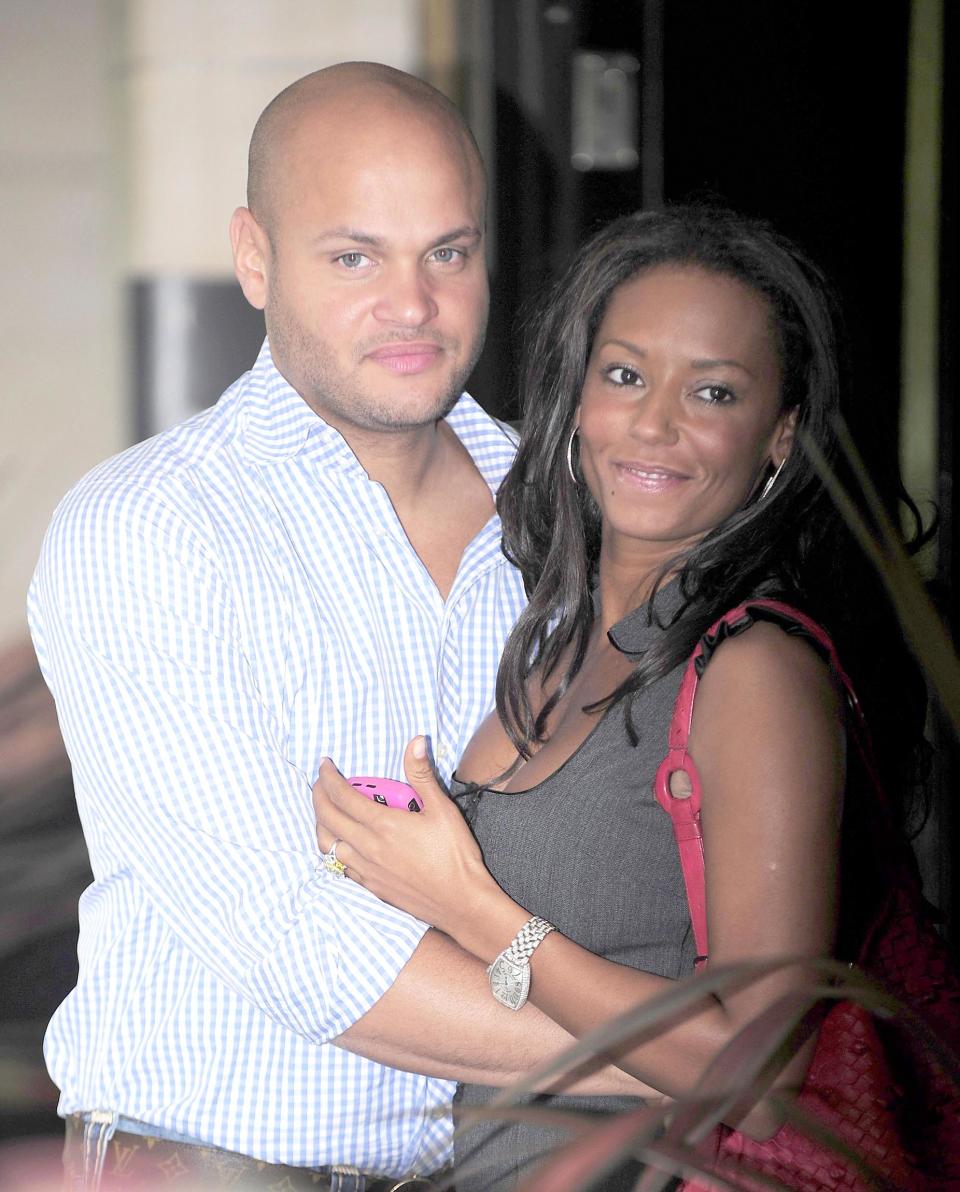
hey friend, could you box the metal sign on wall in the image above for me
[571,51,640,172]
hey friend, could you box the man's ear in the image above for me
[230,207,269,311]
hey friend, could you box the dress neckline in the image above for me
[455,580,685,797]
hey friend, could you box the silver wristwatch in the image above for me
[487,916,556,1010]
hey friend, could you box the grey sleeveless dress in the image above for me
[449,589,696,1191]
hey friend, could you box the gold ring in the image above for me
[322,840,347,879]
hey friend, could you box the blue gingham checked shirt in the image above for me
[28,339,527,1174]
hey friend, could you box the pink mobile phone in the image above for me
[348,777,423,812]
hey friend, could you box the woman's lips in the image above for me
[613,461,689,492]
[366,343,442,374]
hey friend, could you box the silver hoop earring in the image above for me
[760,457,786,500]
[566,426,579,485]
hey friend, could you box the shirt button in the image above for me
[436,744,452,764]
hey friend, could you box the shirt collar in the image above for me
[236,338,518,488]
[443,395,519,496]
[236,339,334,464]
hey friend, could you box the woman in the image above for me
[314,206,916,1189]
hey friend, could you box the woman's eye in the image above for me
[605,365,642,386]
[336,251,372,270]
[694,384,736,404]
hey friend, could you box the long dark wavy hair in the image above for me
[495,205,924,784]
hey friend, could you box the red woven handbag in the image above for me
[654,600,960,1191]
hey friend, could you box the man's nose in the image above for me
[373,265,439,327]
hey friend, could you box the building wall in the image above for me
[0,0,420,647]
[0,0,122,648]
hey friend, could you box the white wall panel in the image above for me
[125,0,421,274]
[0,0,122,647]
[1,0,422,647]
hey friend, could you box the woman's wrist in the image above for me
[449,869,533,964]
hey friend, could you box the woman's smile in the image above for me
[611,459,691,492]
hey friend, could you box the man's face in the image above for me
[248,104,488,436]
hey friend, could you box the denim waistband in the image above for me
[112,1113,204,1145]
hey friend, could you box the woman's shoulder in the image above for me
[687,609,846,834]
[711,613,831,667]
[694,614,842,729]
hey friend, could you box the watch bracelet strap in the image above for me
[503,915,556,965]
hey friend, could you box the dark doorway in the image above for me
[459,0,956,941]
[470,0,911,498]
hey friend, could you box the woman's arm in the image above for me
[316,625,844,1124]
[333,927,657,1097]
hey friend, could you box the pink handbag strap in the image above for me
[653,600,866,967]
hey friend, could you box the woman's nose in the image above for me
[629,384,679,443]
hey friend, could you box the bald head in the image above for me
[230,60,489,438]
[247,62,484,235]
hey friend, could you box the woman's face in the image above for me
[577,265,796,569]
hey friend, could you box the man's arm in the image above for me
[336,929,656,1097]
[29,477,425,1043]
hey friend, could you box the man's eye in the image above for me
[430,247,464,264]
[336,252,371,269]
[605,365,642,386]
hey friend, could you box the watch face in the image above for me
[489,955,530,1011]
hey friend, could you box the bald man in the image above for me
[29,64,638,1190]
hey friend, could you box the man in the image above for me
[30,64,636,1191]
